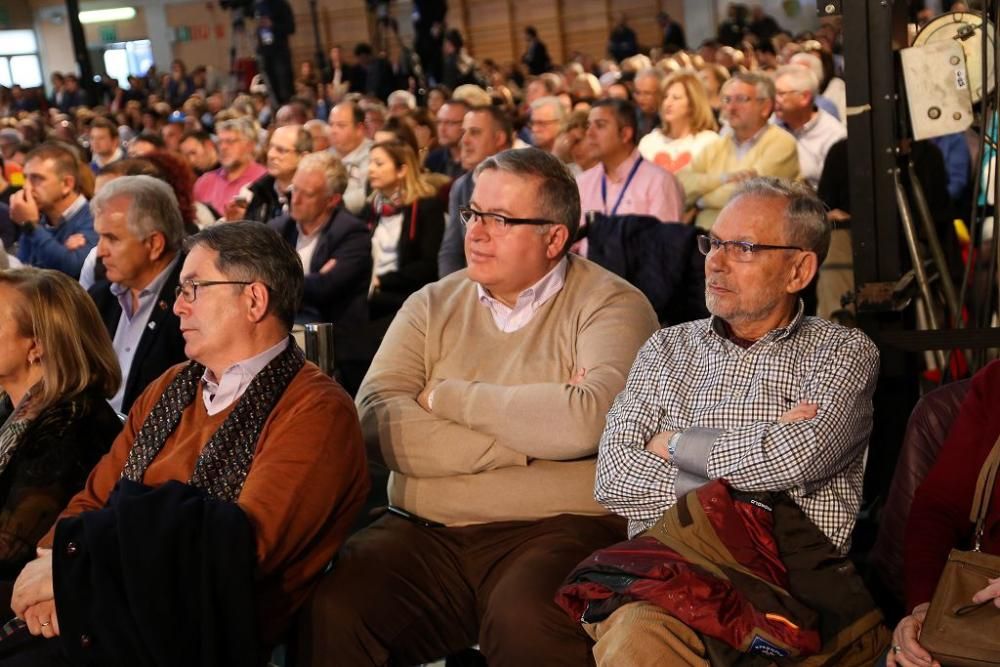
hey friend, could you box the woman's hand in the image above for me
[887,602,939,667]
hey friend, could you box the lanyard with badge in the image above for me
[600,157,644,216]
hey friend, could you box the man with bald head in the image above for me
[225,124,312,223]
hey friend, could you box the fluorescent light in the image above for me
[79,8,136,24]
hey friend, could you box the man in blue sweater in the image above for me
[9,143,95,278]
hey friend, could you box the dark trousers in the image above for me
[296,512,626,667]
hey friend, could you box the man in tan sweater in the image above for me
[298,148,659,666]
[677,72,800,230]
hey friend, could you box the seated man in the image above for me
[9,143,96,278]
[298,148,659,666]
[88,175,187,416]
[585,178,880,663]
[677,72,800,229]
[8,222,369,665]
[269,151,372,394]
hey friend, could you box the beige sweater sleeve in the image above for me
[356,292,529,477]
[431,289,658,461]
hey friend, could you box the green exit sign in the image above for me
[99,25,118,43]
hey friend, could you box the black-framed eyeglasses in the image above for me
[175,279,255,303]
[458,206,558,236]
[696,235,804,262]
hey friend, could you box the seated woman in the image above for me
[888,360,1000,666]
[0,268,122,610]
[637,70,719,174]
[364,139,445,322]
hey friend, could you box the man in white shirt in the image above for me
[329,101,373,215]
[773,65,846,190]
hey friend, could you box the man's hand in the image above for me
[645,431,677,461]
[11,548,54,618]
[64,233,87,251]
[319,258,337,274]
[972,576,1000,608]
[887,602,939,667]
[567,368,587,385]
[223,197,249,222]
[23,599,59,638]
[9,187,40,226]
[779,401,818,423]
[828,209,851,223]
[724,169,758,185]
[417,379,443,412]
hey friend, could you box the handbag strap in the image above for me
[970,433,1000,551]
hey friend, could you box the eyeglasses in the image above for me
[696,235,803,262]
[530,119,562,127]
[458,206,558,236]
[175,279,254,303]
[720,94,765,105]
[774,90,805,98]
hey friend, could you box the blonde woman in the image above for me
[365,140,445,320]
[638,70,719,174]
[0,268,121,599]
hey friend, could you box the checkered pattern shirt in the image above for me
[595,306,879,553]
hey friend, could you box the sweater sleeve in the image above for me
[431,286,659,461]
[904,361,1000,611]
[356,290,529,477]
[676,145,725,206]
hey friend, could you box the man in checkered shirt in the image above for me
[588,177,879,663]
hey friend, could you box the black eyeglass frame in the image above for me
[174,279,256,303]
[696,234,805,257]
[458,206,560,232]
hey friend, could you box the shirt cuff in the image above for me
[672,427,724,478]
[675,470,710,500]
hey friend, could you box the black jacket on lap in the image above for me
[52,479,259,667]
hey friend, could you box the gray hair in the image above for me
[90,175,185,252]
[216,116,258,144]
[387,90,417,110]
[184,221,303,329]
[296,152,348,196]
[774,64,819,97]
[733,177,831,263]
[789,53,825,90]
[635,67,666,86]
[474,147,581,256]
[530,96,566,121]
[723,71,776,102]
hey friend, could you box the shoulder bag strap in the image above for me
[970,432,1000,551]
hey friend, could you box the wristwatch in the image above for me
[20,219,37,232]
[667,430,683,458]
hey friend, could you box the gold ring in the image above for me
[40,621,50,628]
[892,645,902,654]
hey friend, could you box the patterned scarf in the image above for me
[0,389,38,477]
[121,340,306,502]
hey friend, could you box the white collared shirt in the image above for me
[200,337,289,415]
[476,257,568,332]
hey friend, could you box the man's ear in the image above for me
[787,251,818,294]
[146,231,167,262]
[245,282,271,323]
[546,224,570,260]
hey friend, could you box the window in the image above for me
[0,30,42,88]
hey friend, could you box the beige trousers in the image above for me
[583,601,710,667]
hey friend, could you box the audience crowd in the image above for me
[0,1,994,665]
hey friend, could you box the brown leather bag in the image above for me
[918,435,1000,667]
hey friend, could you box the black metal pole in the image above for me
[64,0,98,106]
[308,0,327,79]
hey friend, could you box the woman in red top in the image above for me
[888,360,1000,667]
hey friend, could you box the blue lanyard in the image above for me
[600,156,644,216]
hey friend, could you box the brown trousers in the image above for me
[296,512,626,667]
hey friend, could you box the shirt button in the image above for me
[125,347,131,352]
[79,634,92,648]
[65,541,79,556]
